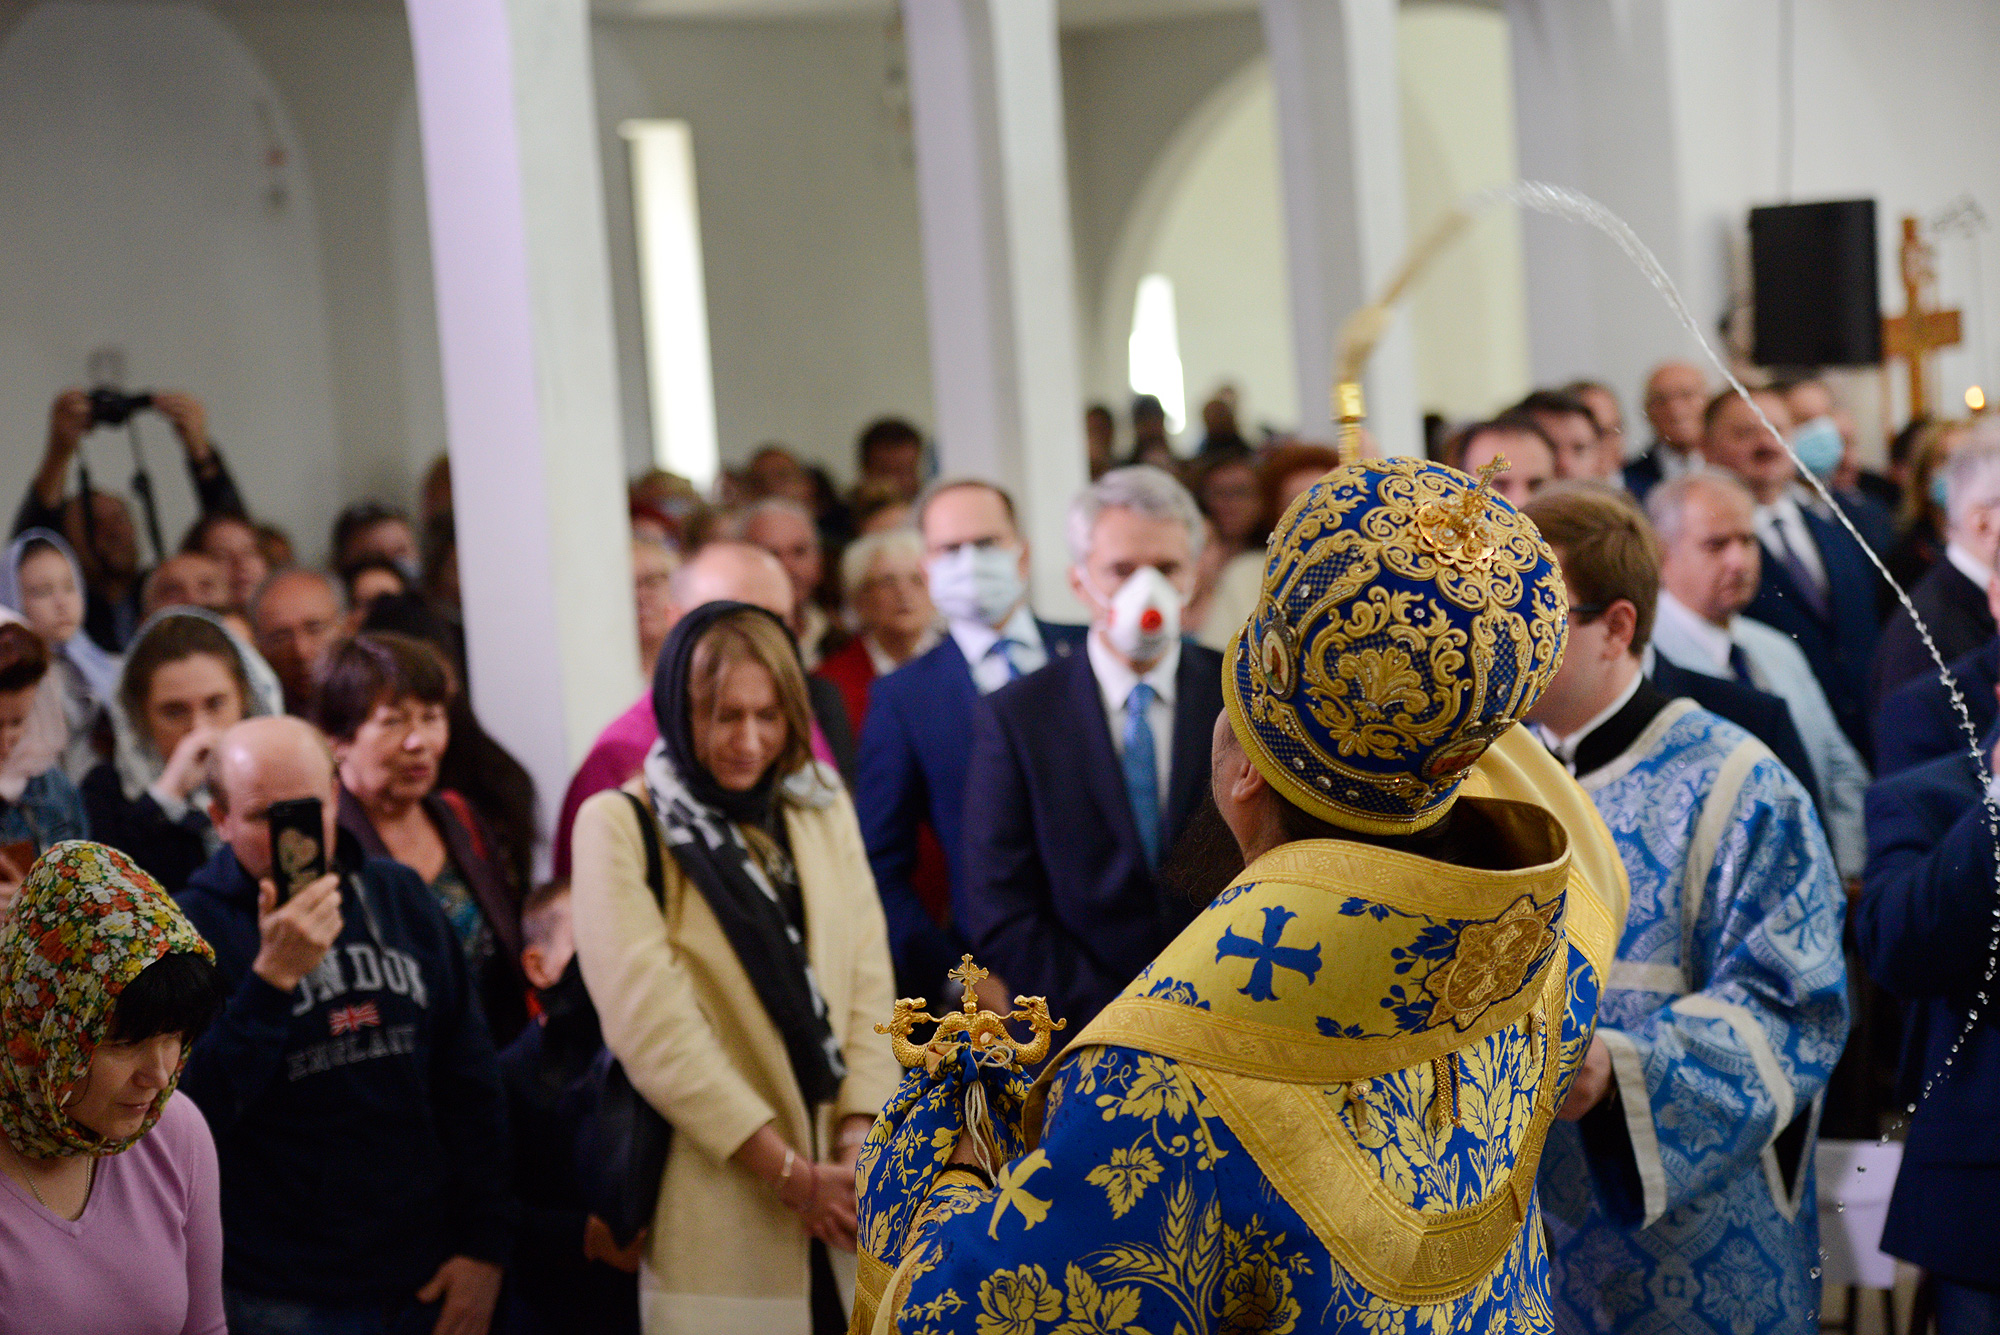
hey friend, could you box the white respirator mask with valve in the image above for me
[1083,565,1183,667]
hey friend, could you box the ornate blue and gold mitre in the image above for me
[1224,456,1569,836]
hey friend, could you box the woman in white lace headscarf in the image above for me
[77,608,281,896]
[1,530,120,782]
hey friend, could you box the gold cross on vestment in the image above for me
[1882,214,1963,418]
[948,955,989,1010]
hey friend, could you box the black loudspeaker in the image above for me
[1749,199,1881,367]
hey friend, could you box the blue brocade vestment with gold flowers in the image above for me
[1538,700,1849,1335]
[851,727,1626,1335]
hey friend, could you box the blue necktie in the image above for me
[987,638,1023,681]
[1727,642,1755,686]
[1123,683,1162,868]
[1768,520,1829,621]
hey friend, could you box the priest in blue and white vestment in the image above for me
[848,459,1632,1335]
[1521,486,1850,1335]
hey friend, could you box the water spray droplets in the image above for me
[1472,179,2000,1117]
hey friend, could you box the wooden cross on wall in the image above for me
[1882,214,1963,418]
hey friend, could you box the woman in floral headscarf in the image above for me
[0,840,225,1335]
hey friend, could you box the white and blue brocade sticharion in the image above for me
[1539,700,1850,1335]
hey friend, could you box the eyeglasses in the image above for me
[1569,603,1609,623]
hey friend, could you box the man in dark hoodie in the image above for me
[175,715,513,1335]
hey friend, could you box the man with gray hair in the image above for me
[957,465,1223,1033]
[733,495,835,667]
[1647,470,1871,877]
[250,567,346,717]
[1871,430,2000,712]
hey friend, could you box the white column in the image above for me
[903,0,1089,615]
[1261,0,1419,456]
[406,0,639,856]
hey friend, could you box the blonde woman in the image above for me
[571,601,897,1335]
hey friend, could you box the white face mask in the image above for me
[1082,565,1183,666]
[927,543,1025,627]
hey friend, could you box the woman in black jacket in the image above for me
[317,631,530,1043]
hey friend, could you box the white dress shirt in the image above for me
[951,605,1048,695]
[1655,441,1700,486]
[1652,591,1736,676]
[1532,671,1642,775]
[1753,494,1827,594]
[1087,632,1178,808]
[1647,596,1872,877]
[1945,540,1993,593]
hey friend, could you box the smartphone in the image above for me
[265,797,327,904]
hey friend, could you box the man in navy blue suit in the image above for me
[1875,637,2000,778]
[853,479,1085,1004]
[1703,387,1881,759]
[1857,737,2000,1330]
[958,467,1223,1033]
[1870,439,2000,716]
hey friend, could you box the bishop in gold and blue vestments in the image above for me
[851,459,1628,1335]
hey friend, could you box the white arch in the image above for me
[1091,54,1276,416]
[1088,3,1530,435]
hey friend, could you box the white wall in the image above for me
[222,1,434,528]
[594,16,936,485]
[0,2,344,562]
[3,0,1987,552]
[1673,0,2000,429]
[1511,0,2000,447]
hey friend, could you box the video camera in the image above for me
[76,385,165,565]
[87,387,153,429]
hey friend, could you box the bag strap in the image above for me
[620,789,668,912]
[436,788,490,864]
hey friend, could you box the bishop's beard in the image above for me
[1158,790,1247,911]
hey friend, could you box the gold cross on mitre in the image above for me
[1470,455,1510,495]
[1882,215,1962,418]
[1417,454,1508,568]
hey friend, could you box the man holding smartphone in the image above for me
[174,715,513,1335]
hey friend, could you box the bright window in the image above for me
[1127,272,1187,434]
[622,119,719,490]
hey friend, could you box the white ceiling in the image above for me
[588,0,1263,28]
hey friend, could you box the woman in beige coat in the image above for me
[571,602,899,1335]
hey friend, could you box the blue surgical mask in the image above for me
[1790,416,1845,480]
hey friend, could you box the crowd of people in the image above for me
[0,368,1996,1335]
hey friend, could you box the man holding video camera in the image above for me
[174,715,513,1335]
[15,387,249,651]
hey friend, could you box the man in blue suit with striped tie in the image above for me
[854,479,1086,1006]
[957,467,1225,1035]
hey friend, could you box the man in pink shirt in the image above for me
[551,541,854,877]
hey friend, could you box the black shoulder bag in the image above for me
[572,791,677,1248]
